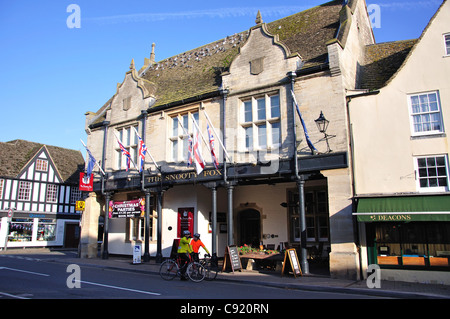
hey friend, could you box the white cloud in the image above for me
[87,6,311,25]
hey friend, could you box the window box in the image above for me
[402,256,426,266]
[377,256,401,265]
[429,257,449,267]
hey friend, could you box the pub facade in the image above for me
[82,0,374,279]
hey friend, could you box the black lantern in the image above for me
[315,111,329,133]
[314,111,334,153]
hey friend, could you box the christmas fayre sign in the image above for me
[109,198,145,218]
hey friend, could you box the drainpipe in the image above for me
[211,185,218,261]
[288,71,309,275]
[221,88,229,185]
[221,88,234,246]
[155,190,163,263]
[140,109,151,263]
[101,121,110,260]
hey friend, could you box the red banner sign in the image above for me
[79,172,93,191]
[177,207,194,237]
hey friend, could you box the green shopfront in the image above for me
[354,195,450,271]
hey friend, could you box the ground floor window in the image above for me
[8,218,57,242]
[367,222,450,269]
[8,218,33,242]
[37,219,56,241]
[287,188,329,244]
[125,194,155,242]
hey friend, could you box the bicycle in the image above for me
[199,254,220,281]
[159,255,206,282]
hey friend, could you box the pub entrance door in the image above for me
[238,209,261,248]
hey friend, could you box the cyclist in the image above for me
[190,233,210,263]
[177,230,193,280]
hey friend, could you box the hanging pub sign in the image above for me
[79,172,93,191]
[177,207,194,237]
[109,198,145,218]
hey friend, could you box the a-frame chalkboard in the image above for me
[281,248,302,277]
[222,245,242,273]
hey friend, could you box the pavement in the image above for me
[2,248,450,299]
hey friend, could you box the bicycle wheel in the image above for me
[159,259,179,280]
[203,260,219,280]
[186,262,206,282]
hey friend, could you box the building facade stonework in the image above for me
[83,0,376,280]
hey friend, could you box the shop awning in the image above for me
[354,195,450,222]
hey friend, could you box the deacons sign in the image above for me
[109,198,145,218]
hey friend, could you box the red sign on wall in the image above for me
[79,172,93,191]
[177,207,194,237]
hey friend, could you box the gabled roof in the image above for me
[360,39,417,90]
[360,0,447,90]
[140,0,342,108]
[0,139,85,184]
[87,0,344,122]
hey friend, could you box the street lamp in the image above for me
[315,111,334,153]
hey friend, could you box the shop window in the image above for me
[8,218,33,242]
[408,91,443,136]
[415,155,449,192]
[37,219,56,241]
[370,222,450,269]
[241,93,281,151]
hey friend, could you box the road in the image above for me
[0,251,381,301]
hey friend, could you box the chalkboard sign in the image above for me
[222,245,242,273]
[281,248,302,277]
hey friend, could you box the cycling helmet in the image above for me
[193,233,200,239]
[183,230,191,237]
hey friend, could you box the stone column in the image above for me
[322,168,360,280]
[80,192,101,258]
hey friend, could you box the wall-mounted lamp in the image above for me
[314,111,335,153]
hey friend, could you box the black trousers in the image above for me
[178,253,190,275]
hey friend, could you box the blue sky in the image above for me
[0,0,444,157]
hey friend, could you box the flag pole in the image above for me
[80,138,106,176]
[113,131,138,170]
[190,113,210,150]
[132,126,159,169]
[203,110,232,162]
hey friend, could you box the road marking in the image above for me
[77,280,161,296]
[0,267,50,277]
[0,291,30,299]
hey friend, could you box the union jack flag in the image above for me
[116,136,132,171]
[207,123,219,169]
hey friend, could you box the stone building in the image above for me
[82,0,375,279]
